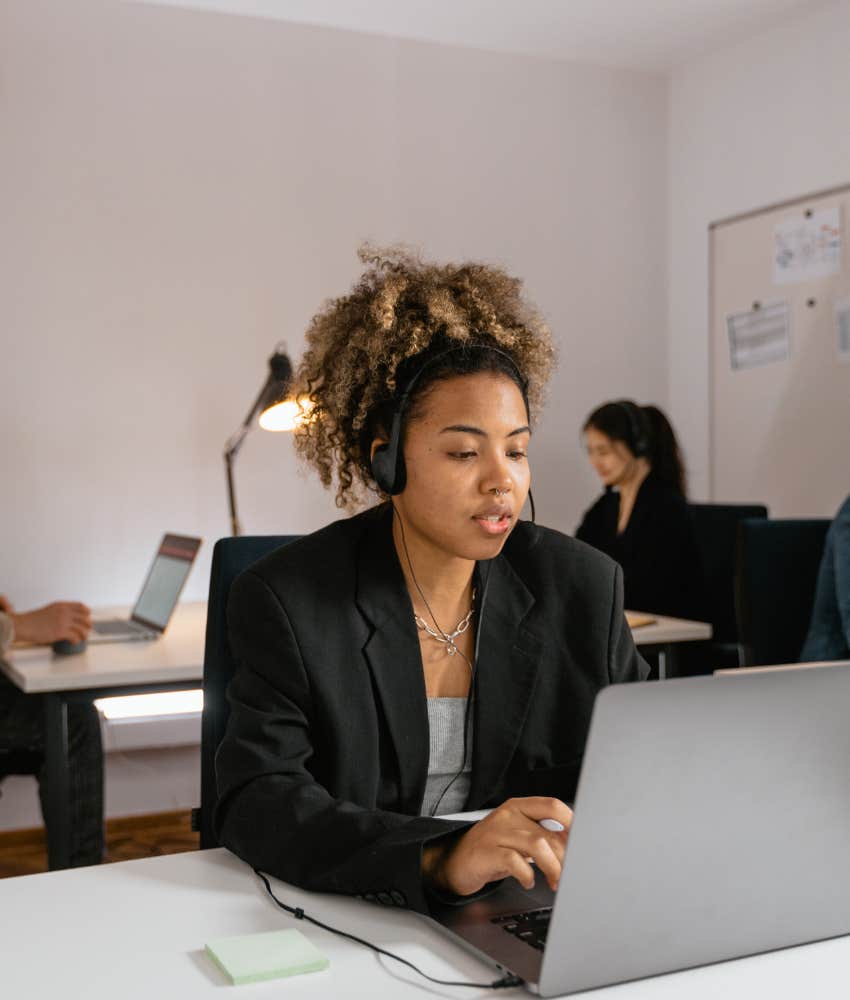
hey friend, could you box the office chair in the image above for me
[687,502,769,670]
[0,749,42,783]
[195,534,299,850]
[735,518,830,667]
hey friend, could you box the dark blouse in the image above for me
[575,473,707,621]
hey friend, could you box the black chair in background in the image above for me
[0,749,42,783]
[194,534,299,850]
[687,502,769,671]
[735,518,830,667]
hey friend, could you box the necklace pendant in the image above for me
[446,642,457,656]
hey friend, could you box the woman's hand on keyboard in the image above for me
[423,796,572,897]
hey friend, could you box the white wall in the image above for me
[0,0,669,615]
[667,0,850,501]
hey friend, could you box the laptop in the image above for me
[428,667,850,995]
[89,533,202,644]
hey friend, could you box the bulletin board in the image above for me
[709,183,850,517]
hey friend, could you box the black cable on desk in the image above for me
[254,869,524,991]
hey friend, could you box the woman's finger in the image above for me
[498,848,537,891]
[511,796,574,829]
[504,830,563,890]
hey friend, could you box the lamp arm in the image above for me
[223,377,272,536]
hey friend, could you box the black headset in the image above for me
[615,399,650,458]
[371,344,531,496]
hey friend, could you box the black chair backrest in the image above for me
[198,534,299,849]
[688,503,768,643]
[0,749,42,780]
[736,518,830,667]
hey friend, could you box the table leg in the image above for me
[44,693,71,870]
[659,644,680,680]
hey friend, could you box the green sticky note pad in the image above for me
[205,928,330,985]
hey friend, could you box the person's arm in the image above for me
[833,498,850,649]
[214,570,472,914]
[8,601,91,645]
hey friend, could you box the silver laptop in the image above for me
[428,665,850,996]
[89,533,202,643]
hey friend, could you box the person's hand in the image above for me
[12,602,92,645]
[423,797,573,897]
[0,595,13,614]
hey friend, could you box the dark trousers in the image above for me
[0,676,104,867]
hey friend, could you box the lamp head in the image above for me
[258,349,295,431]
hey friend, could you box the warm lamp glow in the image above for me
[259,397,313,432]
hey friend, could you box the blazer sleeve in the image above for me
[214,570,471,915]
[607,563,651,683]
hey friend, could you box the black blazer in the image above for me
[215,504,648,914]
[576,474,707,622]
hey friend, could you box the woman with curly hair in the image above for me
[215,246,648,917]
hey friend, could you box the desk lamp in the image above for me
[224,347,295,536]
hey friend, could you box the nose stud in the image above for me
[491,487,509,496]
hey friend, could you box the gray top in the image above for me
[420,697,472,817]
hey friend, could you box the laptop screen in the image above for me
[132,534,202,631]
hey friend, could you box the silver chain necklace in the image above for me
[414,589,476,657]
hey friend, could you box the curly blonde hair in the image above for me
[292,244,556,509]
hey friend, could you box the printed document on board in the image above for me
[727,301,791,371]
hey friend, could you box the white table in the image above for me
[2,601,207,693]
[0,602,206,868]
[627,613,713,679]
[2,848,848,1000]
[715,658,850,676]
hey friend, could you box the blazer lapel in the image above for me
[467,555,541,808]
[355,508,429,814]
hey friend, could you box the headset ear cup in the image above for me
[371,444,397,495]
[371,410,406,495]
[618,400,649,458]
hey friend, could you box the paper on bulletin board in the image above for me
[835,298,850,362]
[727,301,791,371]
[773,206,841,285]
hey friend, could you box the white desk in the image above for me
[1,601,207,693]
[3,848,848,1000]
[628,614,711,648]
[0,602,206,869]
[627,613,712,679]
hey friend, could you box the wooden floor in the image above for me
[0,809,199,878]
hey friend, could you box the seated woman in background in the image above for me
[575,400,706,622]
[214,247,648,914]
[800,490,850,662]
[0,595,102,867]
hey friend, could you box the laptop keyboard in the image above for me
[92,620,148,636]
[491,907,552,951]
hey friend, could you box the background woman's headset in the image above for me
[614,399,651,458]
